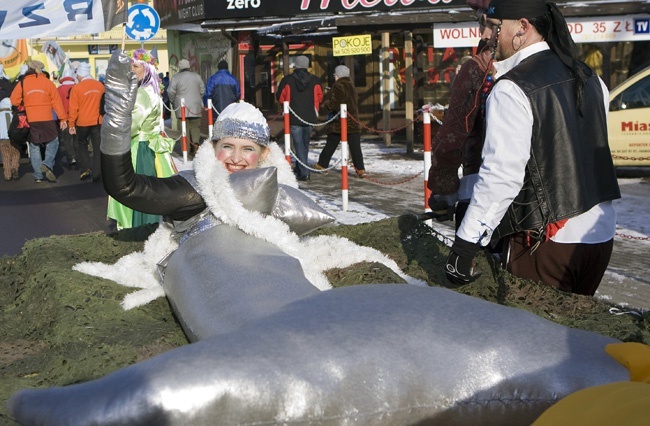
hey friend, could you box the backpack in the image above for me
[8,80,30,149]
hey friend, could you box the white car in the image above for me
[608,65,650,167]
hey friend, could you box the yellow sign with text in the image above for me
[332,34,372,57]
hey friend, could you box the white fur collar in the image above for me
[74,143,425,310]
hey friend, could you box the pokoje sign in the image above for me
[333,34,372,56]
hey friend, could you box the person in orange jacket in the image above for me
[10,60,67,183]
[68,62,105,181]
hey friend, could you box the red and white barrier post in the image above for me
[340,103,349,211]
[181,98,188,163]
[423,109,432,214]
[283,101,291,164]
[207,99,214,141]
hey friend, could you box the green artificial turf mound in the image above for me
[1,216,648,423]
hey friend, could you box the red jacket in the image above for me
[57,76,76,113]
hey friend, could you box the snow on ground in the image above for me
[613,178,650,244]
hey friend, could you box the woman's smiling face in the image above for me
[214,137,269,172]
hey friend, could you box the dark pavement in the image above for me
[0,157,113,257]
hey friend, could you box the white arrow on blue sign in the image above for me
[126,4,160,41]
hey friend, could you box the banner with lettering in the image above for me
[434,15,650,48]
[0,39,28,73]
[0,0,127,39]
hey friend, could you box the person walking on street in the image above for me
[56,68,78,169]
[315,65,366,178]
[0,66,19,181]
[427,10,495,228]
[68,62,105,181]
[445,0,620,297]
[0,64,14,102]
[204,60,240,118]
[168,59,205,152]
[161,72,171,121]
[0,98,20,181]
[276,55,323,181]
[106,48,177,230]
[10,60,67,183]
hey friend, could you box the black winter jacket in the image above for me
[276,69,323,126]
[102,152,205,222]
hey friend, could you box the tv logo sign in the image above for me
[634,18,650,34]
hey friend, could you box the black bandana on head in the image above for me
[486,0,549,20]
[487,0,592,115]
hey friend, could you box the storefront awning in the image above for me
[157,0,650,36]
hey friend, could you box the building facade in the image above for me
[158,1,650,143]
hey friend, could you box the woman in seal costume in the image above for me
[106,48,177,229]
[95,50,418,341]
[8,49,632,426]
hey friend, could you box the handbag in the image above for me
[8,80,30,149]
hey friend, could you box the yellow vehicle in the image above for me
[608,65,650,166]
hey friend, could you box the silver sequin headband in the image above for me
[212,118,270,147]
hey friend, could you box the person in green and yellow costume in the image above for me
[106,48,177,229]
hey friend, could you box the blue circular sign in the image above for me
[125,4,160,41]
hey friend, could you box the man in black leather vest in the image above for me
[444,0,620,295]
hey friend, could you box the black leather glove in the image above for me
[427,194,457,222]
[445,236,482,285]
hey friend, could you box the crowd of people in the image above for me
[1,0,621,298]
[435,0,619,297]
[3,1,638,423]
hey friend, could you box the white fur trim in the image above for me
[194,143,426,290]
[73,142,424,311]
[73,225,178,309]
[262,142,298,188]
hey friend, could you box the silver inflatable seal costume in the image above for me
[8,51,630,425]
[8,285,628,425]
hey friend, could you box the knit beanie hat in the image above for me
[61,67,76,80]
[179,59,190,70]
[334,65,350,78]
[294,56,309,69]
[212,102,270,147]
[76,62,91,78]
